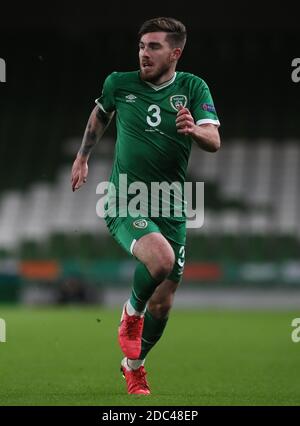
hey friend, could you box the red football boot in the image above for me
[118,303,144,359]
[121,359,151,395]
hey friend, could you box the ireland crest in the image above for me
[170,95,188,111]
[133,219,148,229]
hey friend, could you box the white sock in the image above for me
[126,300,145,317]
[128,358,145,370]
[122,357,145,371]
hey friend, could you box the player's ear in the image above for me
[171,48,182,62]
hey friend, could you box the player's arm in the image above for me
[176,107,220,152]
[71,106,114,191]
[190,122,220,152]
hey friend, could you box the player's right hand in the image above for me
[176,105,195,136]
[71,156,89,192]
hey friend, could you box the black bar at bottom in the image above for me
[0,406,298,424]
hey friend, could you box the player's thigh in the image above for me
[132,232,175,272]
[107,216,159,256]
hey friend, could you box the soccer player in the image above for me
[71,17,221,395]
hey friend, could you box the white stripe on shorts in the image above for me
[130,239,137,255]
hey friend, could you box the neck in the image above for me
[153,70,175,86]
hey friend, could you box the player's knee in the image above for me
[149,250,175,282]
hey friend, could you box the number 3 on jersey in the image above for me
[147,104,161,127]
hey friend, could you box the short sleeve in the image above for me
[95,73,116,113]
[190,78,220,127]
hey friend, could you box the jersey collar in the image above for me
[143,72,177,91]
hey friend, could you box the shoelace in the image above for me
[130,368,149,391]
[124,316,143,340]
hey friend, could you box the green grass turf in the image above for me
[0,305,299,406]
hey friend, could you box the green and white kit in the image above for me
[96,70,220,282]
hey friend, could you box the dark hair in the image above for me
[138,17,187,49]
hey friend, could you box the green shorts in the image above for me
[105,215,186,283]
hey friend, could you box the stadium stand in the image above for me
[0,140,300,264]
[1,30,299,297]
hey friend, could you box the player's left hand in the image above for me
[71,155,89,192]
[176,106,196,135]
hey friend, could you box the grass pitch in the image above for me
[0,305,299,406]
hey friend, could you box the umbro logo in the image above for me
[125,94,137,102]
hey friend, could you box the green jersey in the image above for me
[95,70,220,222]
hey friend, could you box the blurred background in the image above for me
[1,1,300,308]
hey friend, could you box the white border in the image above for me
[145,72,177,91]
[130,239,137,255]
[196,118,220,126]
[95,99,108,113]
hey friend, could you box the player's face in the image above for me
[139,32,179,83]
